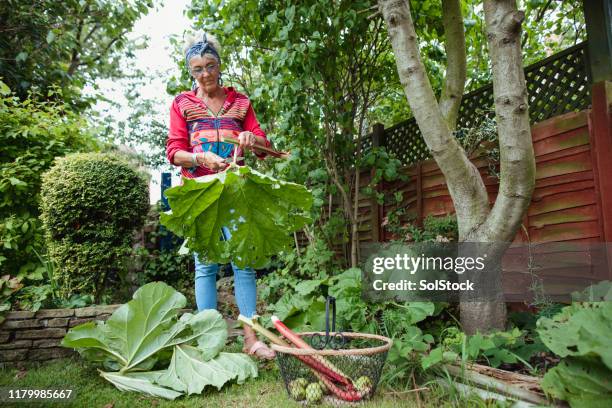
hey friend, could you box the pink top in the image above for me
[166,87,270,178]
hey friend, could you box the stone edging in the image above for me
[0,306,244,365]
[0,305,121,364]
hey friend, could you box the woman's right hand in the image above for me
[197,151,227,171]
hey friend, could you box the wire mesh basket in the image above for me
[272,332,392,406]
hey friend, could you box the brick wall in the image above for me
[0,305,120,364]
[0,306,235,365]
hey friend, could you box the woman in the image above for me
[166,33,274,360]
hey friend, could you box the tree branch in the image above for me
[439,0,467,130]
[477,0,535,242]
[378,0,490,238]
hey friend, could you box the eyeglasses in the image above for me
[190,64,218,76]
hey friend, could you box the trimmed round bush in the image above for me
[40,153,149,298]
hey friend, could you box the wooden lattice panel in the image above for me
[361,42,591,167]
[385,118,430,165]
[525,44,591,123]
[457,85,494,130]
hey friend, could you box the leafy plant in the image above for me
[537,299,612,407]
[40,153,149,299]
[0,80,98,278]
[359,147,408,205]
[380,302,437,386]
[422,326,546,371]
[0,274,23,323]
[14,284,54,312]
[382,213,458,243]
[0,0,156,107]
[262,264,441,387]
[62,282,257,400]
[160,165,313,269]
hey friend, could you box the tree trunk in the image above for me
[379,0,535,333]
[378,0,490,240]
[457,0,536,334]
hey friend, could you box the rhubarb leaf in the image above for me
[174,310,227,361]
[63,282,258,399]
[100,371,183,400]
[155,345,257,394]
[160,166,312,268]
[541,357,612,408]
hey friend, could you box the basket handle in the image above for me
[312,296,346,350]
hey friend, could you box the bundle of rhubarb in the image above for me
[239,315,392,405]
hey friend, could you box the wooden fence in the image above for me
[350,42,612,298]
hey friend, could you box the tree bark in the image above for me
[457,0,536,334]
[379,0,535,333]
[378,0,490,240]
[439,0,467,130]
[476,0,535,244]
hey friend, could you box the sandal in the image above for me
[243,340,276,360]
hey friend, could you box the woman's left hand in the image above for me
[238,131,257,151]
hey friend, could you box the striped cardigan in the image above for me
[166,87,270,178]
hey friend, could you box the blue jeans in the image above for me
[194,227,257,318]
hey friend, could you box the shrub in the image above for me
[40,153,149,298]
[0,80,98,277]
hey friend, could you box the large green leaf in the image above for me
[61,321,127,366]
[175,310,227,361]
[541,357,612,408]
[536,302,612,369]
[105,282,188,369]
[160,166,313,268]
[62,283,256,399]
[100,371,183,400]
[63,283,232,370]
[155,346,257,394]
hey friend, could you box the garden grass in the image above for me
[0,355,506,407]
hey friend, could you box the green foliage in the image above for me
[359,148,408,205]
[268,236,341,285]
[62,282,257,400]
[0,81,98,277]
[571,280,612,302]
[40,153,149,298]
[422,326,546,371]
[537,302,612,367]
[540,357,612,408]
[0,274,23,323]
[160,165,313,269]
[132,204,193,295]
[537,300,612,407]
[456,112,500,178]
[136,249,192,289]
[0,0,156,108]
[260,263,441,386]
[383,214,458,243]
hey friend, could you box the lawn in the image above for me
[0,355,502,408]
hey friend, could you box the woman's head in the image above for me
[184,32,222,93]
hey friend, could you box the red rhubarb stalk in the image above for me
[312,370,364,402]
[239,315,363,402]
[271,316,354,388]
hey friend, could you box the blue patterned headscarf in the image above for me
[185,33,221,73]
